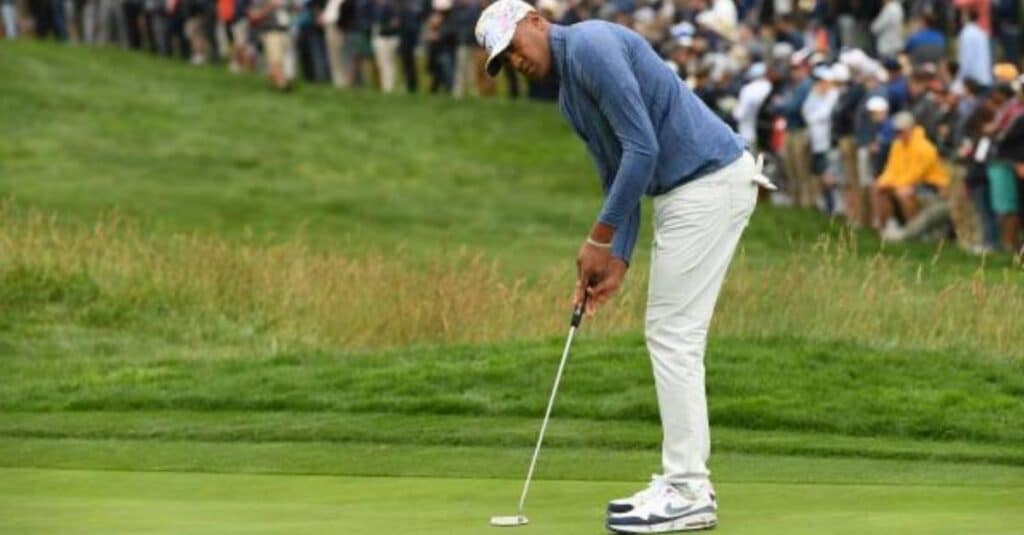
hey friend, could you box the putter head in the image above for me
[490,515,528,527]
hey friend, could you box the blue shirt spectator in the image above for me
[958,15,993,86]
[776,76,813,131]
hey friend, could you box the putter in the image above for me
[490,295,588,528]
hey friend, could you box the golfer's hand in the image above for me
[574,244,627,316]
[589,258,627,313]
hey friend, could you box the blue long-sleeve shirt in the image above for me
[548,21,745,263]
[775,78,812,131]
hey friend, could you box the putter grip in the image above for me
[571,293,588,327]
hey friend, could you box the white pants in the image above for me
[372,34,399,94]
[646,151,760,486]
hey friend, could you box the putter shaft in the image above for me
[516,321,579,515]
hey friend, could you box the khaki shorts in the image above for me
[231,19,249,46]
[261,30,291,68]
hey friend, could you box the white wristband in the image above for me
[586,236,612,249]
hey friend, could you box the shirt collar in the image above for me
[548,24,568,82]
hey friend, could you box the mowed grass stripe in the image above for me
[4,336,1023,445]
[2,468,1023,534]
[3,438,1024,487]
[1,412,1023,466]
[4,467,1019,532]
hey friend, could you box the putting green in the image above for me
[1,468,1021,534]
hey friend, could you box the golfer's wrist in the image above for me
[589,222,615,245]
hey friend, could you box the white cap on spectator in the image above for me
[839,48,871,72]
[670,21,696,40]
[831,63,851,83]
[433,0,452,10]
[747,62,767,80]
[791,48,812,67]
[634,6,655,23]
[872,63,889,83]
[772,42,795,61]
[893,111,915,131]
[475,0,535,76]
[812,64,834,82]
[866,96,889,113]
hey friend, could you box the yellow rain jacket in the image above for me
[876,126,950,190]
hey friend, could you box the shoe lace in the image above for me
[632,474,673,502]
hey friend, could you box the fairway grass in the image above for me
[2,466,1022,534]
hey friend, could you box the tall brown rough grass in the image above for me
[1,206,1021,357]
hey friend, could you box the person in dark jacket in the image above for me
[834,63,868,226]
[397,0,428,92]
[426,0,456,93]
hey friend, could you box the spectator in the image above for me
[870,0,904,59]
[864,95,894,222]
[883,57,909,112]
[295,0,331,82]
[993,62,1020,84]
[214,0,235,61]
[426,0,456,94]
[962,85,1002,251]
[993,0,1020,65]
[185,0,212,64]
[123,0,145,49]
[775,50,813,207]
[248,0,292,90]
[397,0,429,93]
[986,83,1024,250]
[833,61,868,226]
[2,0,17,38]
[803,63,840,213]
[230,0,255,72]
[732,62,772,149]
[1007,78,1024,254]
[909,65,942,143]
[372,0,402,93]
[953,0,991,34]
[957,8,992,86]
[350,0,377,87]
[451,0,480,97]
[931,78,979,250]
[904,14,945,65]
[873,111,950,233]
[320,0,345,86]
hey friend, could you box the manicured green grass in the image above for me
[1,464,1022,534]
[4,336,1023,445]
[3,411,1024,466]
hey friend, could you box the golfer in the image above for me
[476,2,773,533]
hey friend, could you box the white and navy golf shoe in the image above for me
[606,479,717,533]
[607,475,673,514]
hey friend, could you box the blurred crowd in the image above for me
[5,0,1024,255]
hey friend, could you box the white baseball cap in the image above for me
[831,63,851,83]
[746,62,767,80]
[866,95,889,113]
[475,0,536,77]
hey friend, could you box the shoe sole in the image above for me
[606,512,717,533]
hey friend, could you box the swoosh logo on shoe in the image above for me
[663,503,692,517]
